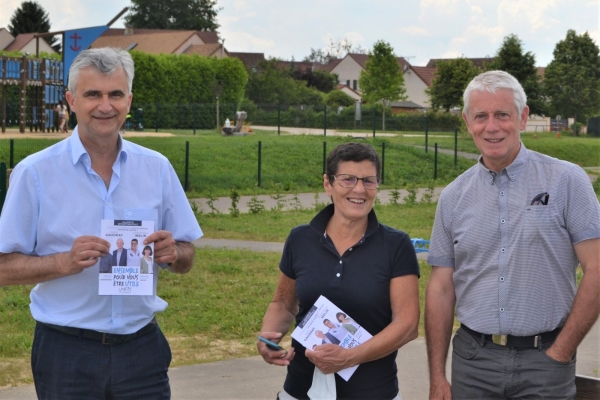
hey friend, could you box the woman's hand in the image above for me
[256,332,295,366]
[305,344,353,374]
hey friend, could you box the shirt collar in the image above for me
[310,203,380,239]
[477,141,528,184]
[69,127,128,165]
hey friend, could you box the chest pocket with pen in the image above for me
[523,192,558,245]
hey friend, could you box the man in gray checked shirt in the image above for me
[425,70,600,400]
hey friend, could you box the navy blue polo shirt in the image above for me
[281,204,420,399]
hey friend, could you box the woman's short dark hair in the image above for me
[326,142,381,184]
[143,245,153,256]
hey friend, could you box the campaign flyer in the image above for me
[98,219,154,296]
[291,295,373,381]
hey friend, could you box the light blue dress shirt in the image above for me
[0,129,203,334]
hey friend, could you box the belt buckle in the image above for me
[492,334,507,346]
[101,333,111,345]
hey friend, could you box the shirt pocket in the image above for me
[522,206,555,245]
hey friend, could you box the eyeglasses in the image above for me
[331,174,380,190]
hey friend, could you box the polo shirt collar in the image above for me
[310,203,380,239]
[69,127,128,165]
[477,141,528,184]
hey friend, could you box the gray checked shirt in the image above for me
[428,143,600,336]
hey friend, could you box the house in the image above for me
[324,53,433,109]
[0,28,57,55]
[229,52,265,71]
[90,28,224,56]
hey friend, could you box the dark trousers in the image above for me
[451,327,576,400]
[32,322,172,400]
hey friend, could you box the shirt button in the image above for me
[500,307,505,312]
[500,277,505,282]
[500,191,505,196]
[489,178,493,183]
[339,260,342,264]
[501,248,506,253]
[349,248,353,251]
[501,219,505,223]
[336,273,340,277]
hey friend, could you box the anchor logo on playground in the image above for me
[69,32,82,51]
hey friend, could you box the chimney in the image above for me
[125,25,134,35]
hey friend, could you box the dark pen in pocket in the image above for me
[530,192,549,205]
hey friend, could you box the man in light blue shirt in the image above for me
[0,47,202,399]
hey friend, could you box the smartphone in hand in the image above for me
[258,335,285,351]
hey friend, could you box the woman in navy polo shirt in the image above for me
[257,142,421,399]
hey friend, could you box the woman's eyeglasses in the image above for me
[331,174,380,190]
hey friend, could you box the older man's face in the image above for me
[116,239,124,250]
[463,89,529,173]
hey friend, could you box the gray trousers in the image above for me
[451,327,576,400]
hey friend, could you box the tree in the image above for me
[486,34,546,116]
[8,1,59,51]
[291,68,338,92]
[326,90,355,107]
[245,59,323,105]
[124,0,220,32]
[358,40,406,130]
[544,30,600,133]
[304,38,367,63]
[426,58,480,112]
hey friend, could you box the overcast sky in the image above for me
[1,0,598,67]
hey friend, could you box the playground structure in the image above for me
[0,55,65,133]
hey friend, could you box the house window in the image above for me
[353,80,357,90]
[346,80,350,87]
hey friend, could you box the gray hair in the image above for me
[68,48,134,93]
[463,70,527,116]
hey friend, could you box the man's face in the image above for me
[463,89,528,172]
[66,67,132,144]
[324,320,335,329]
[131,240,138,251]
[315,330,325,339]
[116,239,124,250]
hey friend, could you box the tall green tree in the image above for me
[358,40,406,130]
[8,1,59,51]
[544,30,600,133]
[426,58,480,112]
[124,0,220,32]
[486,34,545,115]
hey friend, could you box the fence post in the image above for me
[434,142,438,180]
[372,107,376,137]
[454,128,458,166]
[381,142,385,185]
[0,162,5,213]
[155,102,159,133]
[9,139,14,168]
[425,119,429,154]
[193,104,197,135]
[277,103,281,135]
[184,141,189,191]
[324,104,327,136]
[322,141,327,175]
[257,141,262,188]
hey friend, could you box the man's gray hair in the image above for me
[68,48,134,93]
[463,70,527,116]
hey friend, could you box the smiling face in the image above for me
[324,160,378,223]
[66,67,132,146]
[116,238,124,250]
[463,89,528,172]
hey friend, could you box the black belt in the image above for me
[461,324,562,349]
[39,319,157,345]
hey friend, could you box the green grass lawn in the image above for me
[1,129,597,198]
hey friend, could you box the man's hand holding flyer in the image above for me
[291,295,372,381]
